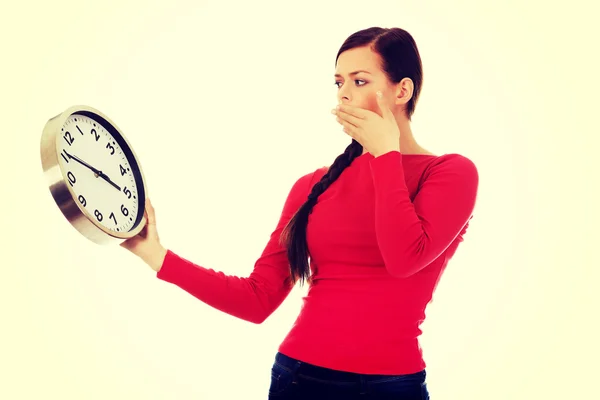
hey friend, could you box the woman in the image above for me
[121,26,479,400]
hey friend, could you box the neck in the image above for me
[397,117,419,153]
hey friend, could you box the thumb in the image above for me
[119,198,158,249]
[376,91,394,120]
[145,198,156,226]
[143,198,159,239]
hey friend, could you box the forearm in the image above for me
[369,151,479,278]
[156,249,292,324]
[370,154,432,277]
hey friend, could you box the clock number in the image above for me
[63,131,74,146]
[91,128,100,141]
[61,149,70,163]
[94,210,103,222]
[67,171,76,186]
[78,194,87,207]
[108,205,129,225]
[120,164,127,176]
[123,186,132,199]
[106,142,115,155]
[76,125,84,135]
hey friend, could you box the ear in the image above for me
[394,77,414,107]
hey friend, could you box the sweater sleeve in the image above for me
[368,151,479,278]
[155,169,322,324]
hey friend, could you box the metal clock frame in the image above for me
[40,105,148,245]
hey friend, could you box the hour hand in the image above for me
[98,172,121,191]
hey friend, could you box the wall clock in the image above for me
[40,105,148,245]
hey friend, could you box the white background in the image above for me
[1,1,598,399]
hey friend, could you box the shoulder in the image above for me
[426,153,479,182]
[284,166,328,203]
[290,166,328,193]
[417,153,479,203]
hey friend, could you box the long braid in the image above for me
[280,139,364,286]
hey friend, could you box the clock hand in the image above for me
[64,150,122,192]
[97,173,122,191]
[64,150,100,174]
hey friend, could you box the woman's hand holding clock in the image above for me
[120,198,167,272]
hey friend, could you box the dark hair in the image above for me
[280,27,424,286]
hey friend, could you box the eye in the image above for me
[334,80,367,88]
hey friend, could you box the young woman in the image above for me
[121,26,479,400]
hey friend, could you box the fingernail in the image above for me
[376,91,382,98]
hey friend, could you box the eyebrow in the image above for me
[334,70,372,78]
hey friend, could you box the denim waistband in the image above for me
[274,352,426,384]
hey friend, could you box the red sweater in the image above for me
[156,150,479,375]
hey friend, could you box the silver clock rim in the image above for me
[40,104,148,245]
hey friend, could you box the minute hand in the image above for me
[64,150,122,191]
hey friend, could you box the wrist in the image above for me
[144,244,168,272]
[373,147,400,158]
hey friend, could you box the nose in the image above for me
[337,91,350,104]
[337,83,351,104]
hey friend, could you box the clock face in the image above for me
[55,112,145,234]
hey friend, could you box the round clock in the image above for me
[40,105,148,245]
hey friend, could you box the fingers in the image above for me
[119,198,159,251]
[332,105,363,142]
[340,121,360,140]
[375,91,395,120]
[334,104,368,119]
[144,198,160,242]
[335,109,361,128]
[145,198,156,225]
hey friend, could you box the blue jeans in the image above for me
[268,352,430,399]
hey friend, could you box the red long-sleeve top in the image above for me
[156,150,479,375]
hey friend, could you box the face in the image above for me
[334,46,393,117]
[56,113,144,235]
[334,46,411,119]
